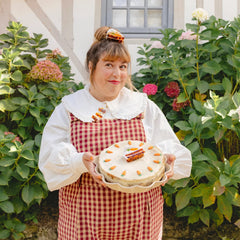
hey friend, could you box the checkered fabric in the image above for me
[58,113,164,240]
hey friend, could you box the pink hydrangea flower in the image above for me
[143,84,158,96]
[164,81,180,98]
[47,48,62,59]
[4,132,22,144]
[179,30,197,40]
[172,98,190,112]
[27,60,63,83]
[150,41,164,49]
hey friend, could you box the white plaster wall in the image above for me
[222,0,238,20]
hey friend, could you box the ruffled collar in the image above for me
[62,84,148,122]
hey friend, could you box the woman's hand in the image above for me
[82,152,106,187]
[161,154,176,186]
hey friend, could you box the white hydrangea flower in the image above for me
[192,8,209,22]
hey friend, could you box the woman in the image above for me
[39,26,192,240]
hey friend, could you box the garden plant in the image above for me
[0,21,83,239]
[133,9,240,229]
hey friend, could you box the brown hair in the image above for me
[86,26,134,90]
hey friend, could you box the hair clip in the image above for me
[106,28,124,43]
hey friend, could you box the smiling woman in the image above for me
[38,26,192,240]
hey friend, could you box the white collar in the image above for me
[62,84,147,122]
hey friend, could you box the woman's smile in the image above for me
[89,56,129,102]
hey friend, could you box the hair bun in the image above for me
[94,26,110,42]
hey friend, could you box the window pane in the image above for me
[130,0,144,7]
[113,0,127,7]
[148,0,162,7]
[148,10,162,28]
[129,10,144,27]
[112,10,127,27]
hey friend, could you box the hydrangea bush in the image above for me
[0,21,83,239]
[133,10,240,228]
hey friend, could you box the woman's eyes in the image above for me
[105,63,127,69]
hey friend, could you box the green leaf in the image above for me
[217,195,232,221]
[174,121,192,131]
[0,229,11,239]
[193,99,204,114]
[225,187,240,207]
[11,70,23,82]
[0,187,9,202]
[199,209,210,226]
[21,150,35,160]
[191,183,208,197]
[0,85,15,95]
[29,107,40,118]
[18,88,29,98]
[0,157,15,167]
[16,163,30,179]
[0,200,14,213]
[212,180,225,196]
[232,92,240,108]
[175,187,192,211]
[202,186,216,208]
[214,129,225,144]
[193,162,212,179]
[188,211,199,224]
[222,77,232,94]
[219,174,231,186]
[0,175,9,186]
[0,99,18,112]
[231,158,240,175]
[202,60,222,74]
[231,54,240,68]
[22,184,35,205]
[197,81,209,93]
[12,197,24,214]
[11,111,24,121]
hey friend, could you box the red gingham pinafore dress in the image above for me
[58,112,164,240]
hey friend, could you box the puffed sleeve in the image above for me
[38,103,88,191]
[142,99,192,180]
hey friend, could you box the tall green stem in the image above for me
[196,22,201,82]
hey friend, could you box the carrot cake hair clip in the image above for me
[106,28,125,43]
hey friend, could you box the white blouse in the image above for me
[39,85,192,191]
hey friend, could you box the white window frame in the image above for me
[101,0,174,38]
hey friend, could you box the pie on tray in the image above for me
[97,140,166,187]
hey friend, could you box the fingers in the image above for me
[82,152,106,187]
[83,152,95,162]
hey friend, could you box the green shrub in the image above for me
[133,13,240,227]
[0,21,83,239]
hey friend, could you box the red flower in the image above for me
[164,81,180,98]
[143,84,158,96]
[172,98,190,111]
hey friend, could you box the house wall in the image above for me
[0,0,240,83]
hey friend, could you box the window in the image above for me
[101,0,174,38]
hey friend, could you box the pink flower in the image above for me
[164,82,180,98]
[179,30,197,40]
[150,41,164,49]
[4,132,22,144]
[47,48,62,59]
[27,60,63,83]
[143,84,158,96]
[172,98,190,112]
